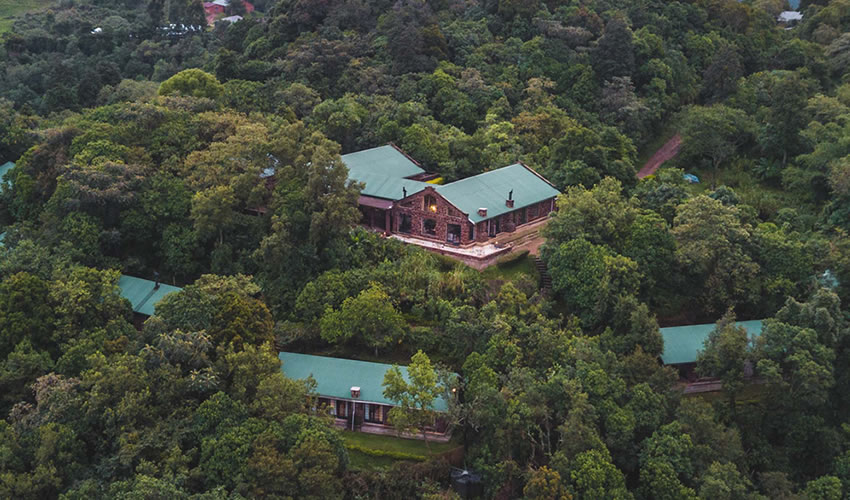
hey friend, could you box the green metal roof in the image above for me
[353,171,431,200]
[660,320,763,365]
[279,352,449,412]
[118,274,182,317]
[342,146,560,220]
[436,164,559,223]
[342,145,425,200]
[0,162,14,191]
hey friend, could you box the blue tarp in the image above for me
[683,173,700,183]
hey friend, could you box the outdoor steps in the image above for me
[534,257,552,293]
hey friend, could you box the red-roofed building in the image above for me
[204,0,254,25]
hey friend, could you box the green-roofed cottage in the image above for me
[343,144,559,247]
[279,352,452,437]
[118,274,182,326]
[0,162,14,189]
[660,320,763,380]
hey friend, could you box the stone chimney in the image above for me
[506,189,514,208]
[478,208,487,217]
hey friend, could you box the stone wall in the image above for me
[384,190,557,245]
[391,187,473,244]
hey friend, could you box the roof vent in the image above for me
[478,208,487,217]
[350,386,361,399]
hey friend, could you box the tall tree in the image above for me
[382,350,446,451]
[678,105,754,188]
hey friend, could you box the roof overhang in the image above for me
[358,195,394,210]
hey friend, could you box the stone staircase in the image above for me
[534,257,552,293]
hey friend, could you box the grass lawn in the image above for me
[343,431,462,471]
[347,449,399,471]
[0,0,52,33]
[481,253,538,282]
[343,430,459,457]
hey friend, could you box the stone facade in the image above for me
[360,186,556,246]
[360,187,555,245]
[392,186,475,244]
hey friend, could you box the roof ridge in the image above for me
[280,351,409,369]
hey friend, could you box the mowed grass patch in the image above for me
[481,252,538,282]
[343,431,461,471]
[342,430,459,458]
[0,0,52,33]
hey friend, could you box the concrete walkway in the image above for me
[334,420,453,443]
[390,234,504,258]
[390,217,552,269]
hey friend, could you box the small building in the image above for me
[0,161,15,185]
[204,0,254,25]
[279,352,452,439]
[660,320,763,379]
[343,145,559,247]
[778,11,803,25]
[118,274,182,327]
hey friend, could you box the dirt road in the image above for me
[637,134,682,178]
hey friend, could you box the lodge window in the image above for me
[447,223,461,244]
[469,223,475,241]
[423,218,437,236]
[399,213,412,234]
[364,404,383,424]
[335,400,347,418]
[424,194,437,213]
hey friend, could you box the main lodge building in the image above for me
[343,145,560,246]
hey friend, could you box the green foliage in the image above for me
[1,0,850,497]
[383,351,445,447]
[158,69,224,100]
[320,283,405,353]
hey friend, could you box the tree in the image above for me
[382,350,445,451]
[698,462,753,500]
[594,16,635,82]
[678,105,754,187]
[568,449,632,500]
[672,196,759,316]
[319,283,405,354]
[701,45,743,103]
[803,476,842,500]
[0,272,54,359]
[541,237,640,330]
[155,275,274,351]
[191,185,236,246]
[158,69,224,100]
[524,466,572,500]
[697,313,753,413]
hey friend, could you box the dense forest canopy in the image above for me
[2,0,850,498]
